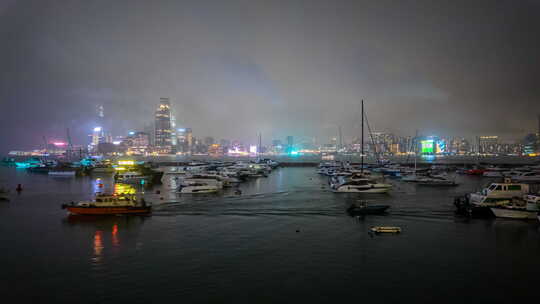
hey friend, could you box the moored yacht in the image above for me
[482,167,506,177]
[454,179,530,217]
[512,172,540,183]
[177,182,219,194]
[416,176,458,186]
[115,171,149,184]
[332,178,392,193]
[61,193,151,215]
[490,195,540,220]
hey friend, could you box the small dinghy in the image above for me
[370,226,401,233]
[347,201,390,215]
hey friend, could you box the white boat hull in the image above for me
[333,186,390,193]
[49,171,76,176]
[178,185,219,193]
[483,172,502,177]
[490,207,537,219]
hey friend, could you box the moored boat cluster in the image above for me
[60,159,280,215]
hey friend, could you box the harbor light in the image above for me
[93,127,102,132]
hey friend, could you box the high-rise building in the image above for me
[286,136,294,154]
[479,136,498,155]
[154,97,173,154]
[523,133,538,155]
[176,128,194,153]
[272,139,282,147]
[204,137,215,146]
[126,132,150,155]
[170,114,177,150]
[186,128,193,153]
[370,132,395,155]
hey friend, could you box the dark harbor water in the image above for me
[1,167,539,303]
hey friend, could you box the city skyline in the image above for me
[3,94,540,155]
[1,1,540,153]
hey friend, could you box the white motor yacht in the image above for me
[469,181,530,205]
[512,172,540,183]
[416,175,458,186]
[483,169,504,177]
[114,171,149,184]
[178,183,219,194]
[401,174,424,182]
[490,195,540,220]
[332,178,392,193]
[501,171,523,178]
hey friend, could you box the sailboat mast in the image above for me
[361,99,364,174]
[414,130,418,174]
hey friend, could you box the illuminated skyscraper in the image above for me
[286,136,294,154]
[479,136,498,154]
[92,127,102,146]
[154,97,173,153]
[186,128,193,153]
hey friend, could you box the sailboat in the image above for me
[332,100,392,193]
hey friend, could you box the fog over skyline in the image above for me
[1,0,540,152]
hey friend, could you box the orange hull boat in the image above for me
[63,205,151,215]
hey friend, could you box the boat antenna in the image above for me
[361,100,364,174]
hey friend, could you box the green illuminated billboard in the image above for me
[421,140,434,154]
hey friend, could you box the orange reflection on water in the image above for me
[94,230,104,256]
[112,224,119,247]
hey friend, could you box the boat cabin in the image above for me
[482,182,529,198]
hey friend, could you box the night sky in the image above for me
[1,0,540,152]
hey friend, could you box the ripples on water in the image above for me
[1,167,539,303]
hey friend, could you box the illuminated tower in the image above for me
[154,97,173,153]
[92,127,102,146]
[171,114,177,150]
[186,128,193,153]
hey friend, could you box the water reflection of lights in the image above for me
[93,230,104,263]
[93,178,105,194]
[112,224,119,247]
